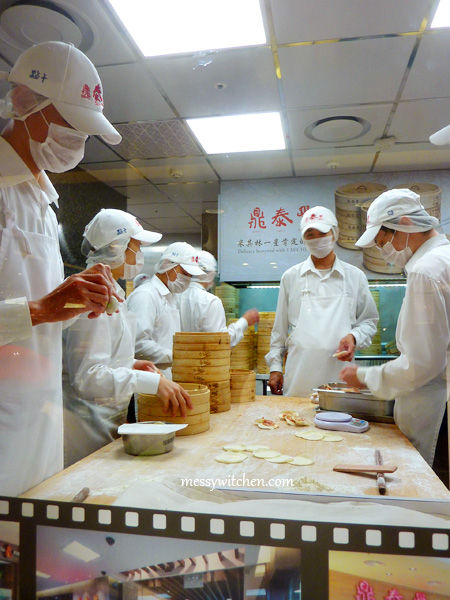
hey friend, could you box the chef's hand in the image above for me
[157,378,193,417]
[133,360,158,373]
[269,371,283,395]
[28,263,122,324]
[339,364,363,388]
[243,308,259,326]
[336,334,356,361]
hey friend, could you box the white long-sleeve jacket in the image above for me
[266,255,378,372]
[178,281,248,347]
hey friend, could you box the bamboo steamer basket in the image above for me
[230,369,256,403]
[208,380,231,413]
[174,332,230,345]
[256,312,275,373]
[229,320,255,370]
[138,383,210,435]
[335,183,387,249]
[172,365,230,382]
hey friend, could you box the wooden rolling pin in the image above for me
[333,464,397,474]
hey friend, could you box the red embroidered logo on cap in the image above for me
[93,84,103,107]
[192,256,199,263]
[81,84,91,100]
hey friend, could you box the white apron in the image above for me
[284,272,352,397]
[0,197,64,495]
[393,312,447,466]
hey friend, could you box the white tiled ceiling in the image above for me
[0,0,447,234]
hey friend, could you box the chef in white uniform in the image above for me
[266,206,378,398]
[340,189,449,468]
[63,210,192,466]
[127,242,204,377]
[0,42,121,496]
[178,250,259,345]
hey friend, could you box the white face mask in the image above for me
[26,113,87,173]
[378,232,412,267]
[166,270,191,294]
[123,248,144,280]
[304,235,335,259]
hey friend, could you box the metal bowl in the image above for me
[313,383,394,423]
[117,422,187,456]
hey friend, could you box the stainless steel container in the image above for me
[117,422,187,456]
[313,383,394,423]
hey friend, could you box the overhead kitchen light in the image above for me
[431,0,450,28]
[186,112,285,154]
[36,570,51,579]
[108,0,266,56]
[62,540,100,563]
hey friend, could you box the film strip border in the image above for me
[1,496,449,599]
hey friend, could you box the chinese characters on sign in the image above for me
[248,207,267,229]
[355,580,376,600]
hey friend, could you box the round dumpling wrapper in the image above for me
[266,455,293,463]
[253,449,280,459]
[215,452,248,464]
[289,456,315,466]
[295,430,324,441]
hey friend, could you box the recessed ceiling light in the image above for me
[242,262,249,266]
[63,540,100,563]
[186,112,286,154]
[108,0,266,56]
[305,116,371,143]
[431,0,450,28]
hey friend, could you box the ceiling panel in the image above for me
[147,47,280,118]
[82,137,123,163]
[80,161,149,186]
[119,184,169,204]
[279,37,416,109]
[142,216,201,234]
[270,0,430,43]
[128,201,186,220]
[287,104,393,149]
[402,29,450,100]
[292,147,375,176]
[374,144,450,171]
[159,182,220,204]
[209,150,292,180]
[389,99,450,143]
[132,157,218,183]
[113,120,202,160]
[98,63,175,123]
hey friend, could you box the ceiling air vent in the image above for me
[305,116,371,143]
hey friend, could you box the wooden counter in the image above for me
[23,396,449,504]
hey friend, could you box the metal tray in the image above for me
[313,382,394,423]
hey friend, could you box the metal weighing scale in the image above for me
[314,411,369,433]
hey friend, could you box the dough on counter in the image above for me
[322,433,343,442]
[289,456,315,466]
[215,452,248,464]
[244,444,270,452]
[253,449,280,459]
[255,417,279,429]
[223,443,247,452]
[295,430,324,441]
[266,455,293,463]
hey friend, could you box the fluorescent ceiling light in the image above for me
[430,0,450,27]
[36,570,51,578]
[108,0,266,56]
[246,591,266,597]
[186,112,285,154]
[62,540,100,563]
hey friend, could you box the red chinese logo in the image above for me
[413,594,427,600]
[355,580,376,600]
[81,84,91,99]
[297,205,310,217]
[384,589,404,600]
[248,207,267,229]
[93,84,104,106]
[272,208,293,227]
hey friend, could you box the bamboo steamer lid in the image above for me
[137,383,210,435]
[335,182,387,249]
[393,183,441,220]
[174,332,230,345]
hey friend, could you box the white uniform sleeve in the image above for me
[64,314,160,402]
[228,317,248,348]
[127,288,172,365]
[357,272,448,398]
[265,275,289,372]
[0,297,32,345]
[200,295,248,347]
[349,273,379,348]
